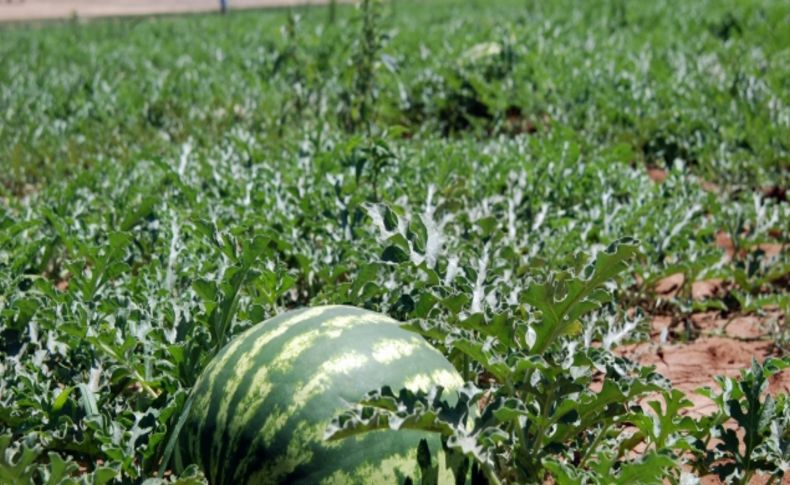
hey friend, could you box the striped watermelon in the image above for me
[175,305,463,484]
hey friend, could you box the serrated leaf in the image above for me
[522,238,640,354]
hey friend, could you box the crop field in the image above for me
[1,0,789,483]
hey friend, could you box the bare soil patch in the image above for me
[618,313,789,419]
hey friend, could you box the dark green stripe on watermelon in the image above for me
[176,305,462,485]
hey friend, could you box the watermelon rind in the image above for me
[175,305,463,484]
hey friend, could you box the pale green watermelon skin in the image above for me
[175,305,463,485]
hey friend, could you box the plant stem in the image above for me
[480,461,503,485]
[578,423,610,468]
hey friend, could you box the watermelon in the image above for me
[175,305,463,484]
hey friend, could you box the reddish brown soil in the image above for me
[700,473,790,485]
[619,315,788,418]
[626,236,788,455]
[714,231,786,261]
[623,209,788,482]
[617,310,789,483]
[646,167,668,183]
[651,273,736,300]
[626,267,788,419]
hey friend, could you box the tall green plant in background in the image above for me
[340,0,384,132]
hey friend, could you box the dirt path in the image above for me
[0,0,331,23]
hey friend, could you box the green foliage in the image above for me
[339,0,385,132]
[0,0,787,482]
[327,241,674,482]
[692,358,790,484]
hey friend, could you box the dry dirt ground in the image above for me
[615,168,789,483]
[618,312,789,418]
[0,0,330,23]
[619,172,789,420]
